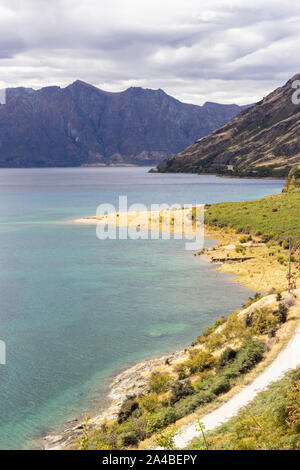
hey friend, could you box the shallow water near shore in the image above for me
[0,167,284,449]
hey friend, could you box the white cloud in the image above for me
[0,0,300,104]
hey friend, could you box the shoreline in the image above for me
[150,169,286,181]
[39,213,227,450]
[40,206,294,449]
[39,349,188,450]
[73,208,289,293]
[40,287,300,450]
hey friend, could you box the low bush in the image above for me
[138,394,159,412]
[117,396,139,424]
[242,293,262,308]
[210,376,231,396]
[148,372,172,394]
[174,390,216,417]
[205,332,224,352]
[149,407,178,431]
[217,347,237,371]
[119,431,139,447]
[275,302,288,324]
[245,307,280,334]
[170,379,194,405]
[239,235,252,243]
[230,339,265,376]
[195,316,226,344]
[185,350,216,374]
[174,363,189,380]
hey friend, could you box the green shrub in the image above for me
[242,293,262,308]
[148,372,172,394]
[239,235,252,243]
[245,307,280,334]
[150,407,178,431]
[210,376,231,396]
[185,350,216,374]
[173,394,200,416]
[119,431,139,447]
[173,390,215,417]
[138,394,159,412]
[117,396,139,424]
[277,255,286,265]
[217,347,237,371]
[174,363,189,380]
[280,239,290,250]
[205,332,224,352]
[170,379,194,404]
[193,373,215,393]
[275,303,288,323]
[232,339,265,375]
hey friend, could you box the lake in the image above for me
[0,167,284,449]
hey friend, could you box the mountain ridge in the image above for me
[156,74,300,177]
[0,82,245,168]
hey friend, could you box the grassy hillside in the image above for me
[187,366,300,450]
[205,190,300,240]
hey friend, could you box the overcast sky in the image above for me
[0,0,300,105]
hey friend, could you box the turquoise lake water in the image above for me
[0,167,284,449]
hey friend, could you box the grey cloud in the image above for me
[0,0,300,104]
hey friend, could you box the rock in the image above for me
[67,418,78,424]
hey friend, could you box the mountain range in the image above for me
[157,74,300,177]
[0,81,245,168]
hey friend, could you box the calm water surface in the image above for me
[0,168,284,449]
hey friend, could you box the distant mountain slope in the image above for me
[157,74,300,177]
[0,81,244,168]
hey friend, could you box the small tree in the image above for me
[148,372,172,394]
[275,303,288,324]
[154,425,177,450]
[196,420,209,450]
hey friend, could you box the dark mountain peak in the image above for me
[69,79,92,88]
[286,72,300,84]
[6,86,35,96]
[5,87,36,104]
[0,81,245,168]
[125,86,158,95]
[38,86,61,96]
[67,80,108,95]
[202,101,241,108]
[125,86,169,98]
[157,74,300,178]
